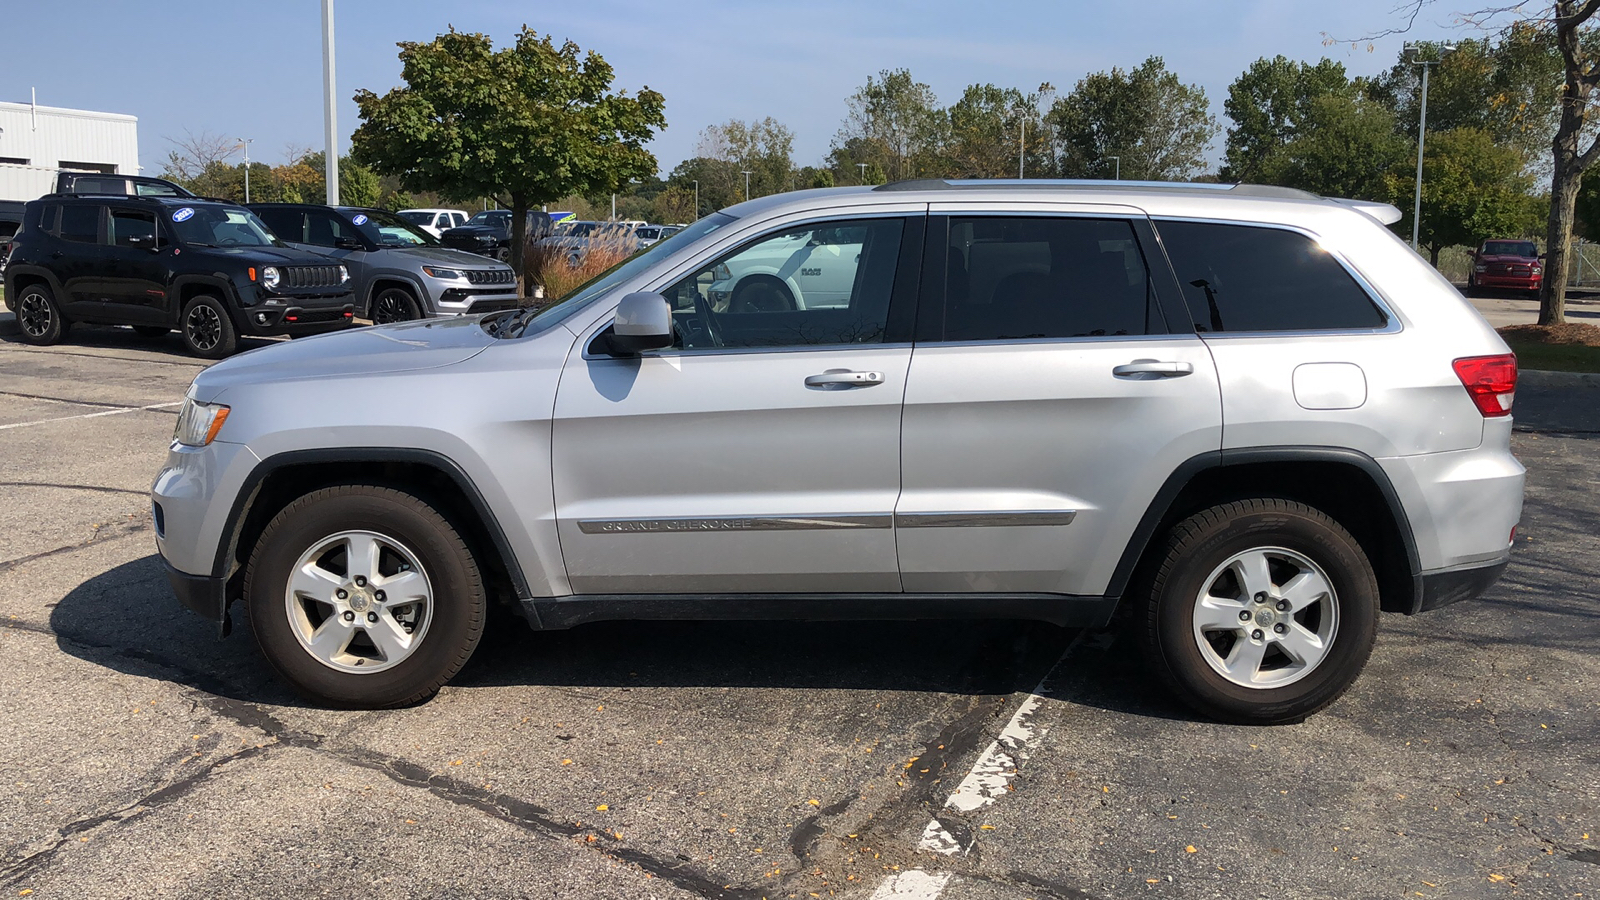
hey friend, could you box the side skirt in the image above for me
[518,593,1119,631]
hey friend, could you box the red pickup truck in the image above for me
[1467,239,1543,297]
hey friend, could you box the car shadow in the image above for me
[0,312,284,359]
[48,553,1200,720]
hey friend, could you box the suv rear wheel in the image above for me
[371,287,421,325]
[181,295,238,358]
[244,485,486,708]
[15,284,70,345]
[1141,498,1379,725]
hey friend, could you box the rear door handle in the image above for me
[805,370,884,387]
[1112,360,1194,378]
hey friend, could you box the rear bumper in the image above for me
[1417,558,1509,612]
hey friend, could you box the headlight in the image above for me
[174,398,231,448]
[422,266,464,280]
[339,265,351,283]
[260,266,281,290]
[1532,266,1542,275]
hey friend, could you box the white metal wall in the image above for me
[0,100,139,201]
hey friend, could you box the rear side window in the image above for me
[942,216,1161,341]
[256,208,306,242]
[58,204,102,243]
[1156,220,1386,333]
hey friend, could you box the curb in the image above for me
[1519,368,1600,388]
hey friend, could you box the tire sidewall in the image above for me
[246,488,483,708]
[372,288,420,324]
[1151,505,1378,724]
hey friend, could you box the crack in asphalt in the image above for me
[0,389,150,410]
[0,517,151,575]
[0,344,208,369]
[0,481,150,497]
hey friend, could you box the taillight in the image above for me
[1453,354,1517,417]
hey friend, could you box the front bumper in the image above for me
[163,555,230,633]
[434,288,520,316]
[238,302,357,335]
[1474,274,1541,291]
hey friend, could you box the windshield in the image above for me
[487,213,737,339]
[168,205,281,248]
[467,211,511,228]
[397,211,435,226]
[347,209,439,247]
[1482,241,1537,258]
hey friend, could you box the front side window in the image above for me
[109,209,157,247]
[1157,220,1387,333]
[663,218,905,350]
[942,217,1160,341]
[168,206,279,248]
[58,204,102,243]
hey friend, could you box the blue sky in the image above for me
[2,1,1474,177]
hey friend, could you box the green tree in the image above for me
[351,26,666,292]
[831,69,945,182]
[1409,127,1538,265]
[1262,94,1409,201]
[1047,56,1217,181]
[942,83,1054,178]
[667,156,740,213]
[1222,56,1356,182]
[696,117,797,198]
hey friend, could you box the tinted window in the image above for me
[69,177,125,195]
[664,218,904,350]
[109,209,156,247]
[1157,221,1386,333]
[255,208,304,242]
[347,209,436,247]
[467,211,510,228]
[304,209,358,247]
[169,206,278,247]
[135,182,182,197]
[397,211,434,226]
[58,205,101,243]
[942,217,1159,341]
[1481,240,1536,257]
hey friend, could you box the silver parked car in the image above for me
[155,180,1523,722]
[251,204,519,323]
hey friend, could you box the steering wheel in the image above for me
[692,289,724,348]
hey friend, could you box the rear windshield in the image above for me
[167,205,281,248]
[397,211,435,226]
[1481,241,1537,257]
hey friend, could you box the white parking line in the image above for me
[0,401,182,431]
[873,630,1112,897]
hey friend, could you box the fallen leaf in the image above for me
[1186,845,1197,853]
[809,799,820,807]
[1488,873,1506,882]
[979,824,995,831]
[560,759,573,766]
[449,759,463,766]
[405,819,417,824]
[596,804,609,811]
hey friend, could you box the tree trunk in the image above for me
[1428,244,1441,268]
[1539,0,1600,326]
[1541,162,1582,324]
[509,192,529,301]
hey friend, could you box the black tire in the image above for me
[132,325,170,338]
[245,485,486,708]
[1140,498,1379,725]
[729,276,796,313]
[180,295,238,358]
[370,287,422,325]
[14,284,70,345]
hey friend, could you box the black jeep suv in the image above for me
[3,194,356,358]
[439,209,553,261]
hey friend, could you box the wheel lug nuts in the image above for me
[374,590,385,602]
[1274,623,1288,634]
[1238,610,1251,622]
[342,611,355,622]
[336,589,348,600]
[367,612,378,624]
[1251,629,1264,641]
[1254,592,1267,604]
[1276,600,1290,612]
[354,576,367,587]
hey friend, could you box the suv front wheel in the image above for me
[181,295,238,358]
[15,284,71,345]
[245,485,486,708]
[1141,499,1379,725]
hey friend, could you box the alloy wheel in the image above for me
[185,304,222,352]
[1191,546,1340,689]
[283,530,434,674]
[18,293,52,337]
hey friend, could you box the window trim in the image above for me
[916,211,1185,346]
[580,212,925,360]
[1148,216,1402,338]
[108,206,158,249]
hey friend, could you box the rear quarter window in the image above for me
[1156,220,1387,333]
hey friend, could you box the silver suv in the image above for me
[154,180,1523,723]
[250,204,519,323]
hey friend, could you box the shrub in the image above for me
[523,226,641,301]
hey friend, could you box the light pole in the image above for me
[1107,155,1120,181]
[741,170,753,200]
[692,180,699,219]
[1018,115,1026,179]
[1405,41,1457,251]
[237,138,254,203]
[856,162,868,184]
[321,0,338,205]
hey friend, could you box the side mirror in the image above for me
[601,292,673,355]
[334,236,363,250]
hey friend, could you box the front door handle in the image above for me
[1113,360,1194,378]
[805,370,884,387]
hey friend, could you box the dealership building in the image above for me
[0,98,140,203]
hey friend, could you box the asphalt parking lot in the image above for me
[0,319,1596,900]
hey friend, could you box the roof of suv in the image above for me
[719,179,1403,228]
[35,194,245,208]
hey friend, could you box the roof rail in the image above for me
[871,178,1323,198]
